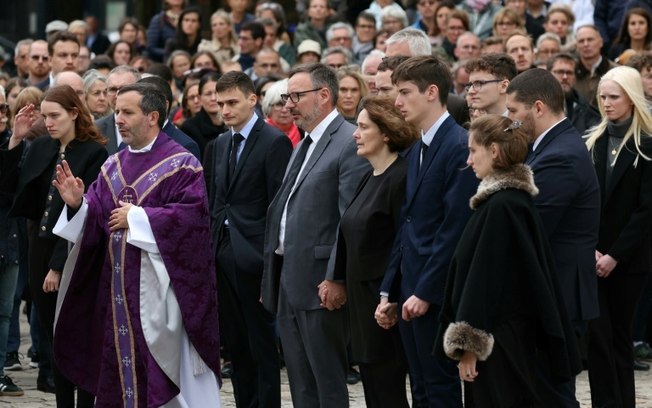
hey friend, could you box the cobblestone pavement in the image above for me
[3,309,652,407]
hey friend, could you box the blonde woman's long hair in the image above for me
[585,65,652,164]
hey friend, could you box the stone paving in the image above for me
[3,308,652,407]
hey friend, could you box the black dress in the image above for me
[438,164,580,408]
[330,156,409,408]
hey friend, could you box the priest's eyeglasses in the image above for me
[281,88,322,104]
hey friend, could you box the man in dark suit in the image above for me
[377,55,478,407]
[261,63,369,407]
[206,71,292,408]
[96,66,141,154]
[506,68,600,407]
[138,76,201,159]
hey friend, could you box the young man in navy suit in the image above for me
[378,55,478,407]
[506,68,599,407]
[206,71,292,408]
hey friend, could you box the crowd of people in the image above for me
[0,0,651,407]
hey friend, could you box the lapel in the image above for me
[404,116,454,209]
[291,115,343,193]
[228,118,262,191]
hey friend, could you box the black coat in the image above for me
[438,165,581,407]
[180,108,226,159]
[0,137,107,270]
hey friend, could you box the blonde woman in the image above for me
[585,65,652,408]
[198,10,240,67]
[336,67,368,124]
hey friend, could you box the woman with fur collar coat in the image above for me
[437,115,581,407]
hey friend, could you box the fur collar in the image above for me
[470,164,539,209]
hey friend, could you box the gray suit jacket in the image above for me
[95,114,119,154]
[262,113,369,313]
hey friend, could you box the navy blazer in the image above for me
[380,115,478,306]
[205,117,292,275]
[162,122,201,160]
[526,118,600,322]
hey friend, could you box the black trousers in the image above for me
[588,272,647,408]
[216,228,280,408]
[28,221,94,408]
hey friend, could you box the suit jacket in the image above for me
[0,137,107,271]
[95,114,118,154]
[205,117,292,275]
[592,131,652,274]
[261,113,369,313]
[380,115,478,306]
[526,119,600,322]
[162,122,201,160]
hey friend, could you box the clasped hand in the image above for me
[318,280,346,311]
[375,297,398,329]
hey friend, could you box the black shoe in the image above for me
[37,375,55,393]
[221,361,233,379]
[346,366,361,385]
[29,351,39,369]
[3,351,21,371]
[634,342,652,360]
[0,375,24,396]
[634,359,650,371]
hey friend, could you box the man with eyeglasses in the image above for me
[464,53,517,119]
[327,22,356,60]
[353,12,377,64]
[262,63,368,408]
[236,21,265,72]
[453,31,482,61]
[547,53,600,135]
[96,65,141,154]
[321,46,352,70]
[27,40,50,89]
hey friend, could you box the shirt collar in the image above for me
[128,134,159,153]
[231,112,258,140]
[532,117,566,151]
[421,111,450,147]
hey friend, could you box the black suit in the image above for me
[588,131,652,408]
[87,33,111,55]
[205,116,292,408]
[162,121,201,159]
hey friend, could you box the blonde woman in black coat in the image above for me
[585,65,652,408]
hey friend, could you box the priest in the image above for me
[51,82,221,407]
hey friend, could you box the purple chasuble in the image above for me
[53,133,220,408]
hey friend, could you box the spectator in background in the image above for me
[296,39,322,64]
[247,47,283,82]
[504,0,545,41]
[547,53,601,135]
[412,0,440,47]
[381,7,409,36]
[198,10,240,68]
[262,78,302,147]
[5,78,27,114]
[88,55,115,76]
[14,39,33,79]
[260,18,296,68]
[434,1,455,46]
[236,21,265,72]
[505,33,536,73]
[191,51,220,72]
[337,67,368,124]
[85,15,111,56]
[535,33,562,66]
[375,55,410,98]
[173,81,201,127]
[227,0,255,34]
[167,50,191,93]
[465,53,517,118]
[105,40,135,67]
[451,60,470,97]
[294,0,332,51]
[454,32,482,62]
[491,8,525,39]
[575,25,617,108]
[118,17,146,55]
[77,45,91,74]
[481,36,505,54]
[628,53,652,105]
[438,9,470,63]
[458,0,502,40]
[146,0,186,62]
[164,7,202,62]
[257,3,296,66]
[366,0,405,30]
[608,8,652,61]
[354,12,378,66]
[360,49,385,95]
[67,20,87,50]
[545,4,576,53]
[26,40,50,89]
[82,69,111,120]
[321,47,352,70]
[327,22,355,57]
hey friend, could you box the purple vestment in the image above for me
[53,133,220,408]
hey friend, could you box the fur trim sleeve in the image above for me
[443,321,494,361]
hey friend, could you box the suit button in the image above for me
[40,226,46,232]
[44,211,49,217]
[406,216,412,223]
[47,195,53,201]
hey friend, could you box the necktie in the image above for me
[420,141,429,167]
[228,133,244,182]
[284,135,313,187]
